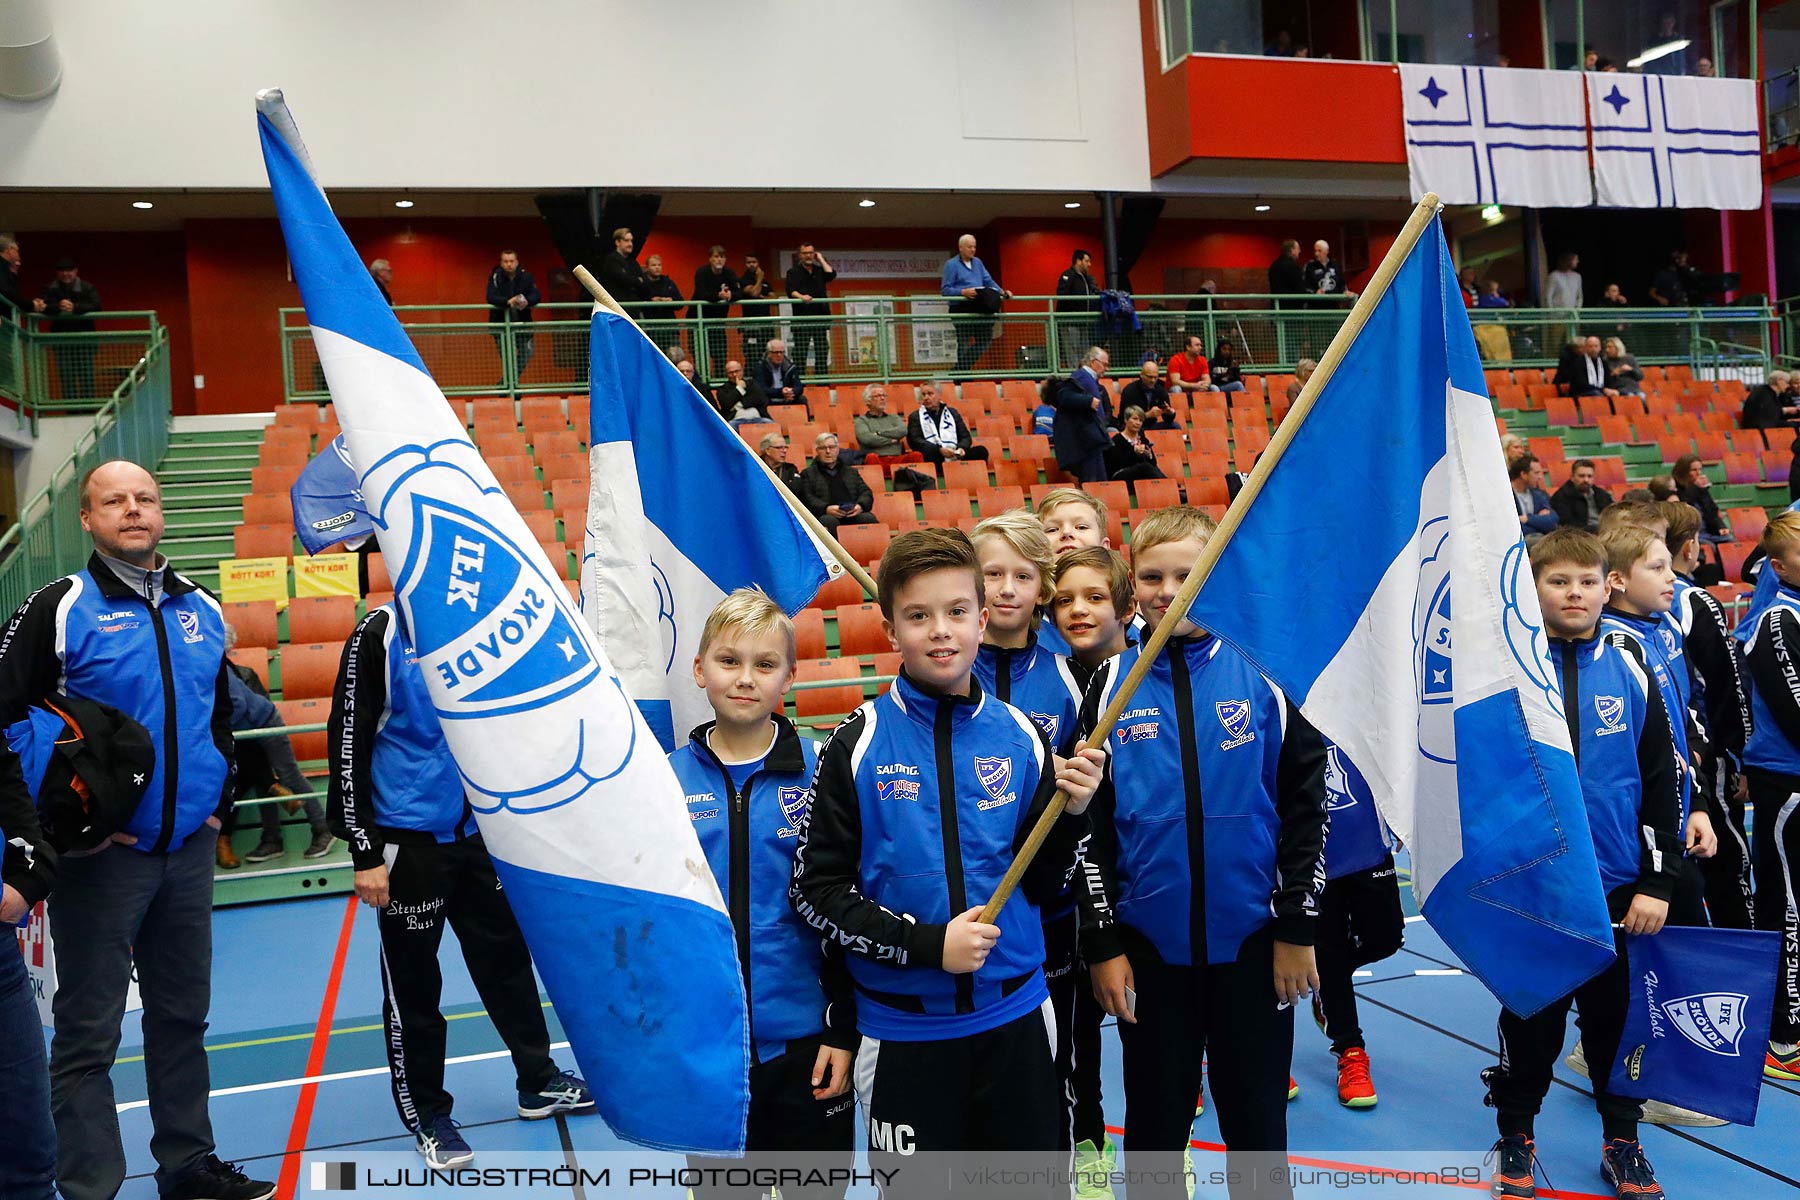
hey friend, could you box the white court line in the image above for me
[1403,914,1426,924]
[1414,968,1463,977]
[1353,970,1374,978]
[116,1040,573,1113]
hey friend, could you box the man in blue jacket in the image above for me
[0,460,273,1200]
[941,234,1010,373]
[485,249,540,381]
[1509,454,1557,541]
[1054,346,1115,486]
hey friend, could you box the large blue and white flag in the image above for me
[290,434,373,555]
[1608,926,1780,1125]
[1400,64,1590,208]
[581,305,838,750]
[1588,74,1761,210]
[258,90,749,1153]
[1189,217,1616,1017]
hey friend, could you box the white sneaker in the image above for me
[1564,1040,1588,1078]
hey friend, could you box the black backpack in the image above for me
[9,693,156,853]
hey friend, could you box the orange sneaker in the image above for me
[1335,1047,1377,1108]
[1765,1043,1800,1081]
[1286,1076,1298,1101]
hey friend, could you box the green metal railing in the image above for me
[2,310,163,425]
[281,295,1774,401]
[0,324,172,616]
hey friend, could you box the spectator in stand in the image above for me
[1267,238,1306,303]
[1106,406,1165,482]
[1672,454,1731,544]
[673,356,713,405]
[1476,280,1510,309]
[942,234,1009,373]
[906,379,988,463]
[1697,57,1716,77]
[1302,239,1347,300]
[713,359,770,427]
[1287,358,1317,406]
[852,383,921,463]
[758,432,800,492]
[1546,253,1584,310]
[784,243,836,374]
[1501,433,1527,467]
[597,227,643,310]
[1209,339,1246,394]
[1034,382,1057,438]
[1266,29,1296,55]
[369,258,394,305]
[1459,266,1480,307]
[1509,454,1557,541]
[796,433,877,536]
[754,339,806,410]
[1166,334,1212,394]
[222,624,333,865]
[689,245,740,374]
[1551,458,1615,531]
[1595,56,1618,71]
[1119,360,1178,429]
[1053,346,1114,486]
[737,253,773,367]
[1584,48,1598,70]
[1602,337,1643,394]
[1648,251,1691,306]
[638,253,685,354]
[1554,335,1609,397]
[1056,249,1102,369]
[0,233,45,318]
[1646,475,1677,502]
[1600,283,1629,306]
[1740,370,1796,430]
[485,249,540,381]
[41,258,102,398]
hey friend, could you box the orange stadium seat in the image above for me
[836,523,891,564]
[228,646,270,688]
[286,596,357,644]
[873,493,915,527]
[251,464,304,493]
[277,642,345,701]
[234,524,293,561]
[793,658,864,722]
[503,479,547,510]
[241,492,293,527]
[1728,507,1768,544]
[807,573,864,614]
[974,486,1025,516]
[272,405,319,428]
[223,601,278,649]
[942,461,989,492]
[921,489,971,525]
[834,604,890,658]
[274,698,331,764]
[1131,478,1182,510]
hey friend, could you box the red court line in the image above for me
[275,895,360,1200]
[1103,1125,1613,1200]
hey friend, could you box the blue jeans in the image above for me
[0,934,56,1199]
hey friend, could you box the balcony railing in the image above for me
[279,295,1776,402]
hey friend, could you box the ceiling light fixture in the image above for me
[132,201,154,210]
[394,199,414,209]
[1254,204,1271,212]
[858,199,876,208]
[1064,201,1082,209]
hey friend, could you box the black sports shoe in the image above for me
[162,1154,275,1200]
[1487,1134,1537,1199]
[303,828,335,858]
[1599,1138,1664,1199]
[243,837,285,864]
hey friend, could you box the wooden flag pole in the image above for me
[572,264,879,600]
[978,193,1445,923]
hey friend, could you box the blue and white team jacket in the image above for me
[667,717,855,1062]
[328,605,474,870]
[973,636,1083,754]
[1743,584,1800,779]
[0,553,233,856]
[1320,739,1391,881]
[1546,633,1682,898]
[789,673,1088,1042]
[1601,605,1694,821]
[1077,634,1329,969]
[1671,574,1750,775]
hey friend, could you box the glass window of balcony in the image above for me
[1577,0,1718,75]
[1368,0,1503,66]
[1164,1,1365,63]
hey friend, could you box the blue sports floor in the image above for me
[89,874,1800,1199]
